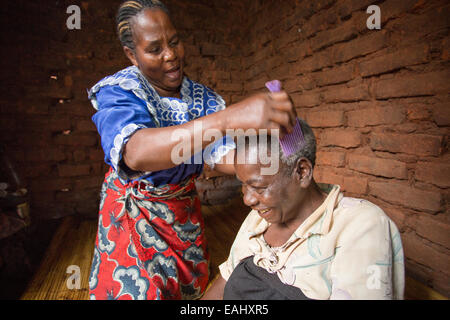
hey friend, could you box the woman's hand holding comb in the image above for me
[222,90,296,136]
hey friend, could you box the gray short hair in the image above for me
[279,118,316,170]
[236,119,317,175]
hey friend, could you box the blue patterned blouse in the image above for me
[88,66,235,186]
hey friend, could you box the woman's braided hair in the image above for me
[116,0,170,51]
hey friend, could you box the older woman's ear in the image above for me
[294,157,314,188]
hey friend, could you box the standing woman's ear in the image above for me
[123,46,138,66]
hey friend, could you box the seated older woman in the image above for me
[202,119,405,300]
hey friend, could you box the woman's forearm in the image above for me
[123,108,229,172]
[201,275,226,300]
[123,91,295,172]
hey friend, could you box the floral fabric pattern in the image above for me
[89,168,209,300]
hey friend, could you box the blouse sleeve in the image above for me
[202,135,236,169]
[90,85,158,179]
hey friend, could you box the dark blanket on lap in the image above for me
[223,256,312,300]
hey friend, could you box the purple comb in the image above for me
[265,80,305,156]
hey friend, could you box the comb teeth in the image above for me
[265,80,306,157]
[279,119,305,156]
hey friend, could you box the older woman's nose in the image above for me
[243,189,258,207]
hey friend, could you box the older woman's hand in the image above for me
[223,91,296,136]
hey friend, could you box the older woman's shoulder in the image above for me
[337,196,384,214]
[333,196,396,229]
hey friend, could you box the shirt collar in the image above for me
[304,184,342,237]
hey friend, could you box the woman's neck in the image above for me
[139,69,182,99]
[283,181,328,232]
[155,86,181,99]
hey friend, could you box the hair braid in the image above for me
[116,0,170,51]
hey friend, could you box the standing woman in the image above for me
[87,0,295,300]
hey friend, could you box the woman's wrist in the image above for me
[218,101,243,133]
[203,106,233,135]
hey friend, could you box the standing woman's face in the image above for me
[125,9,185,97]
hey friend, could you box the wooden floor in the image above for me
[20,214,97,300]
[21,197,447,300]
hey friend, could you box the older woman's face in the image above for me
[235,160,304,225]
[128,9,185,97]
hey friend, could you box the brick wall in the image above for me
[0,0,244,219]
[237,0,449,296]
[1,1,119,220]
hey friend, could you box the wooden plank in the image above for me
[203,197,249,281]
[405,276,448,300]
[21,215,97,300]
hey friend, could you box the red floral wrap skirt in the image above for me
[88,167,209,300]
